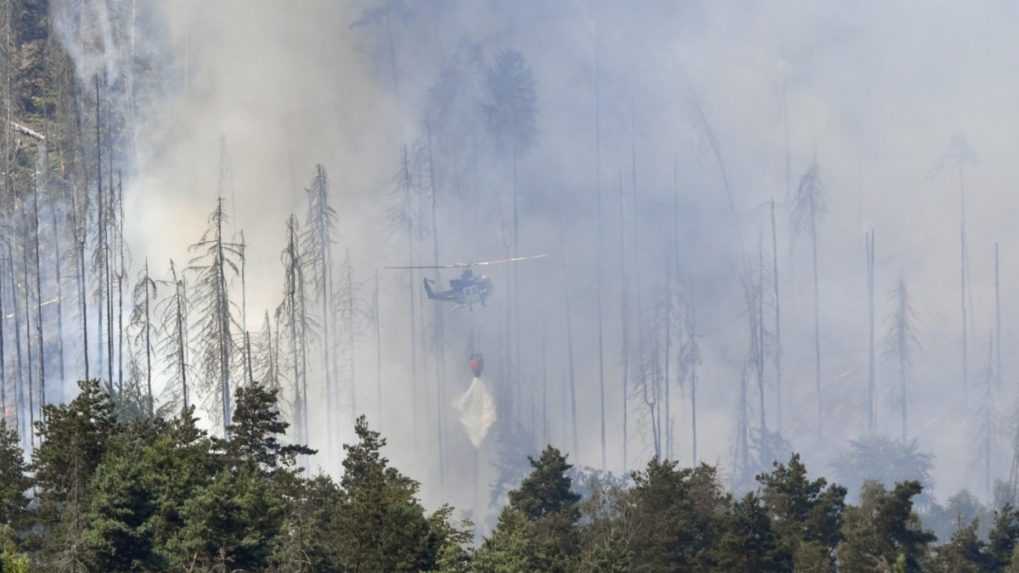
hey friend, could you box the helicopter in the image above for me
[385,254,547,309]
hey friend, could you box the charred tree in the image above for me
[558,218,578,456]
[791,159,826,437]
[6,245,24,448]
[116,173,126,397]
[594,40,607,470]
[374,268,382,427]
[302,165,337,436]
[157,260,189,414]
[130,260,157,415]
[866,230,876,433]
[996,242,1002,388]
[340,249,357,420]
[770,199,782,435]
[684,276,701,465]
[279,214,312,449]
[70,182,88,382]
[423,124,446,485]
[187,199,243,433]
[884,278,919,441]
[617,172,629,470]
[50,200,65,403]
[31,146,45,413]
[631,138,644,469]
[20,210,35,448]
[252,310,279,391]
[483,49,537,436]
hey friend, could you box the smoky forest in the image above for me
[0,0,1016,571]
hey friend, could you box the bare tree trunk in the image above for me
[296,248,310,451]
[0,0,8,429]
[541,319,548,446]
[216,201,231,431]
[374,269,382,427]
[0,250,5,422]
[401,146,419,450]
[95,76,105,387]
[240,231,251,385]
[8,248,24,448]
[756,233,767,436]
[344,250,356,418]
[243,332,253,386]
[896,282,908,442]
[285,216,304,444]
[867,230,876,433]
[32,170,45,413]
[107,150,115,394]
[70,182,88,383]
[996,242,1002,385]
[425,125,445,487]
[594,42,606,470]
[770,199,782,435]
[689,276,699,465]
[737,365,749,480]
[78,236,87,381]
[960,163,969,403]
[666,161,681,459]
[143,260,153,415]
[50,207,65,403]
[21,220,35,449]
[617,172,629,470]
[631,142,644,469]
[512,145,521,427]
[117,174,125,399]
[558,219,578,457]
[811,204,822,438]
[170,262,187,413]
[984,332,993,494]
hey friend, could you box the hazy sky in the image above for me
[54,0,1019,516]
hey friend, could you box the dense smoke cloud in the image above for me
[51,0,1019,521]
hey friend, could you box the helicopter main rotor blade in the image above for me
[384,254,548,270]
[469,254,549,267]
[383,264,463,270]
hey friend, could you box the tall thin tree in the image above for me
[770,199,782,435]
[302,165,337,436]
[278,214,312,449]
[791,159,826,437]
[594,37,607,470]
[884,277,918,442]
[157,260,189,414]
[866,229,876,433]
[50,200,65,403]
[617,172,629,470]
[130,260,157,415]
[187,199,243,433]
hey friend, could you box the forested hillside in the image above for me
[1,0,1019,571]
[0,380,1013,571]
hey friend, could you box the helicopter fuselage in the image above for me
[425,269,493,308]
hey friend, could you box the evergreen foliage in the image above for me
[0,381,1017,571]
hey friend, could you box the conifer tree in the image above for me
[478,446,581,571]
[251,310,279,390]
[278,215,313,449]
[302,164,338,435]
[156,260,189,414]
[129,260,157,415]
[791,159,826,438]
[334,415,456,571]
[221,383,314,473]
[0,421,28,526]
[884,278,919,441]
[187,199,243,433]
